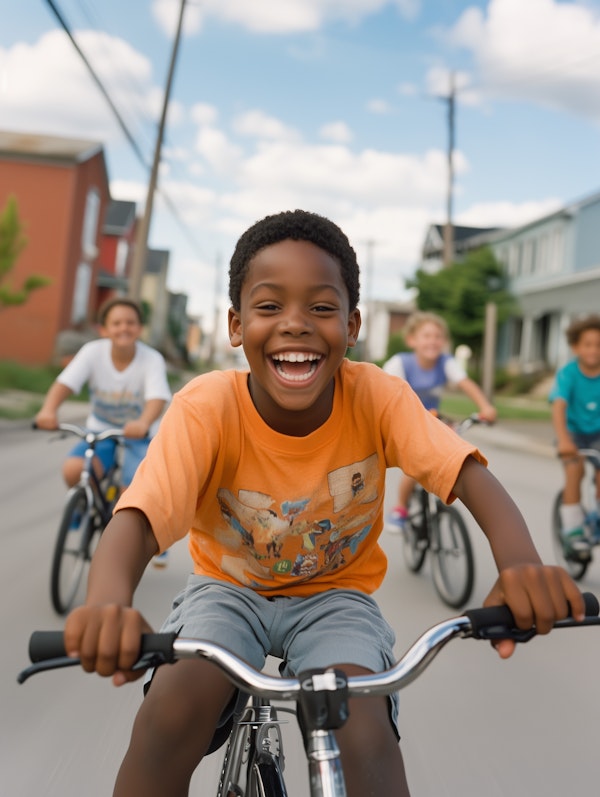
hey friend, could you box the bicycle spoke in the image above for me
[430,506,474,608]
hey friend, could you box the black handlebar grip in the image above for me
[29,630,179,666]
[465,591,599,640]
[138,633,178,665]
[29,631,66,662]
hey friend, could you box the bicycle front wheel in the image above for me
[551,491,590,580]
[430,504,474,608]
[249,755,288,797]
[50,487,98,615]
[402,494,427,573]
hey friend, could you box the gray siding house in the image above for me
[420,189,600,374]
[490,190,600,372]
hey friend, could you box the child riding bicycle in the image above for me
[550,314,600,559]
[35,297,170,489]
[63,210,584,797]
[35,297,171,565]
[383,311,497,534]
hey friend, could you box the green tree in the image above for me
[0,195,51,308]
[407,246,515,364]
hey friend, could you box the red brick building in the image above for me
[0,131,110,364]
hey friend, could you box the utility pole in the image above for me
[128,0,186,301]
[442,72,455,268]
[208,252,222,367]
[364,239,376,361]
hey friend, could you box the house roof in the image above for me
[0,129,110,194]
[103,199,137,235]
[0,129,104,164]
[422,223,502,258]
[145,249,170,274]
[430,223,500,242]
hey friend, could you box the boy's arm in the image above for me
[456,376,497,422]
[452,456,584,656]
[551,398,577,457]
[34,381,74,429]
[63,508,158,684]
[123,398,168,438]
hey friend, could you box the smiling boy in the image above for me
[64,210,583,797]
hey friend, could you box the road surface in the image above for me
[2,420,599,796]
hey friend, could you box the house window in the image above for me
[81,188,100,260]
[538,234,548,274]
[115,239,129,277]
[549,229,564,273]
[508,244,519,276]
[71,262,92,323]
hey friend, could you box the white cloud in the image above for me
[444,0,600,121]
[396,82,418,98]
[457,197,563,229]
[152,0,421,36]
[319,121,353,143]
[233,110,300,141]
[194,127,243,174]
[0,29,180,147]
[191,103,219,127]
[367,98,392,114]
[152,0,203,36]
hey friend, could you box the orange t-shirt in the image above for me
[117,360,485,596]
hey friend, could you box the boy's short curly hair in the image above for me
[566,314,600,346]
[97,296,143,325]
[228,209,360,311]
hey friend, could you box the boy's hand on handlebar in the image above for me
[483,564,585,659]
[64,604,154,686]
[477,404,497,424]
[122,419,149,438]
[34,410,58,430]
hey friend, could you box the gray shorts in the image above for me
[149,575,399,746]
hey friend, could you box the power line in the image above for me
[43,0,208,263]
[44,0,151,172]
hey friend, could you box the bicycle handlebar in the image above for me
[18,593,600,692]
[33,422,125,442]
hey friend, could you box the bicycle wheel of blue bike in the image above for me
[551,491,589,581]
[402,494,427,573]
[50,487,96,615]
[430,504,474,608]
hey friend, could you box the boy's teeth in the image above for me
[272,353,320,362]
[272,352,321,382]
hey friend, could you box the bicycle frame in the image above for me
[44,423,125,615]
[76,437,119,525]
[58,422,124,514]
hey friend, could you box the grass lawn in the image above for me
[440,392,551,421]
[0,360,552,422]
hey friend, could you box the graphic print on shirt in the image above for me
[216,453,379,587]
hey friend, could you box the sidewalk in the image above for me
[467,418,555,459]
[0,391,90,430]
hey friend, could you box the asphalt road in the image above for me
[2,417,599,797]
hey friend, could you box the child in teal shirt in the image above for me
[550,314,600,557]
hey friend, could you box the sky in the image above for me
[2,0,600,328]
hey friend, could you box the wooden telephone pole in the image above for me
[128,0,186,301]
[442,72,456,268]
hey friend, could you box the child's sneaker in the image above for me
[152,551,169,568]
[387,507,408,534]
[561,527,592,560]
